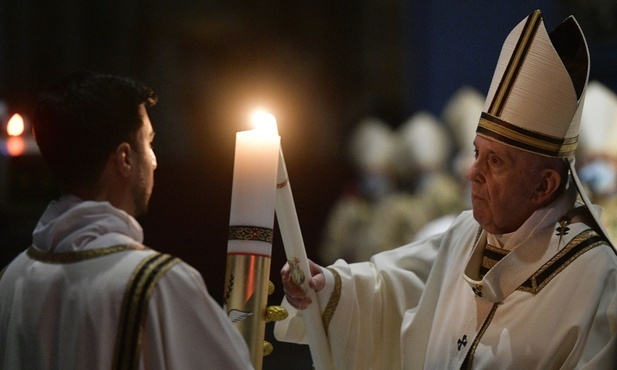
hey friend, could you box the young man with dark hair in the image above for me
[0,71,253,369]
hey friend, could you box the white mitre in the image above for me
[392,111,450,180]
[577,81,617,198]
[348,116,394,175]
[441,86,486,180]
[579,81,617,159]
[442,86,486,155]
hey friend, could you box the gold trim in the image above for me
[322,267,342,336]
[228,226,274,243]
[462,303,500,369]
[26,244,145,264]
[113,253,179,370]
[480,243,510,278]
[484,244,508,255]
[482,244,509,272]
[489,10,542,116]
[518,229,606,293]
[478,117,578,157]
[481,255,499,271]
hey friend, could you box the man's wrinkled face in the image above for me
[466,135,543,234]
[130,105,157,217]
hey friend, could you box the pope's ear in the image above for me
[533,169,561,205]
[114,142,132,177]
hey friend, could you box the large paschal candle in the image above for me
[224,113,280,370]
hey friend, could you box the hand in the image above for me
[281,259,325,310]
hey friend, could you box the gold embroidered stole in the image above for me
[113,252,179,370]
[462,228,609,369]
[18,244,180,370]
[27,244,143,263]
[479,229,607,293]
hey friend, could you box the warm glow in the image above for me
[6,137,25,156]
[250,110,278,134]
[7,113,25,136]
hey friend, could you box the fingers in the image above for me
[307,260,326,292]
[281,263,291,284]
[280,259,327,310]
[308,273,326,292]
[283,285,313,310]
[281,261,312,310]
[308,260,323,276]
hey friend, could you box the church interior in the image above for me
[1,1,616,368]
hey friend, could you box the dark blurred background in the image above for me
[1,1,616,368]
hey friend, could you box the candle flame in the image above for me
[250,110,278,134]
[7,113,25,136]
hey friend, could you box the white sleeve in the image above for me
[274,235,442,369]
[140,262,254,370]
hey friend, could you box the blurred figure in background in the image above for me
[578,80,617,243]
[374,111,461,248]
[319,117,396,263]
[442,85,486,206]
[320,110,467,262]
[413,86,486,241]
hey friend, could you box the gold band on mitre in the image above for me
[477,112,578,158]
[487,10,542,117]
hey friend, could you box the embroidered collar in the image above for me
[27,244,146,264]
[463,186,600,302]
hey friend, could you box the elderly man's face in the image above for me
[466,135,544,234]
